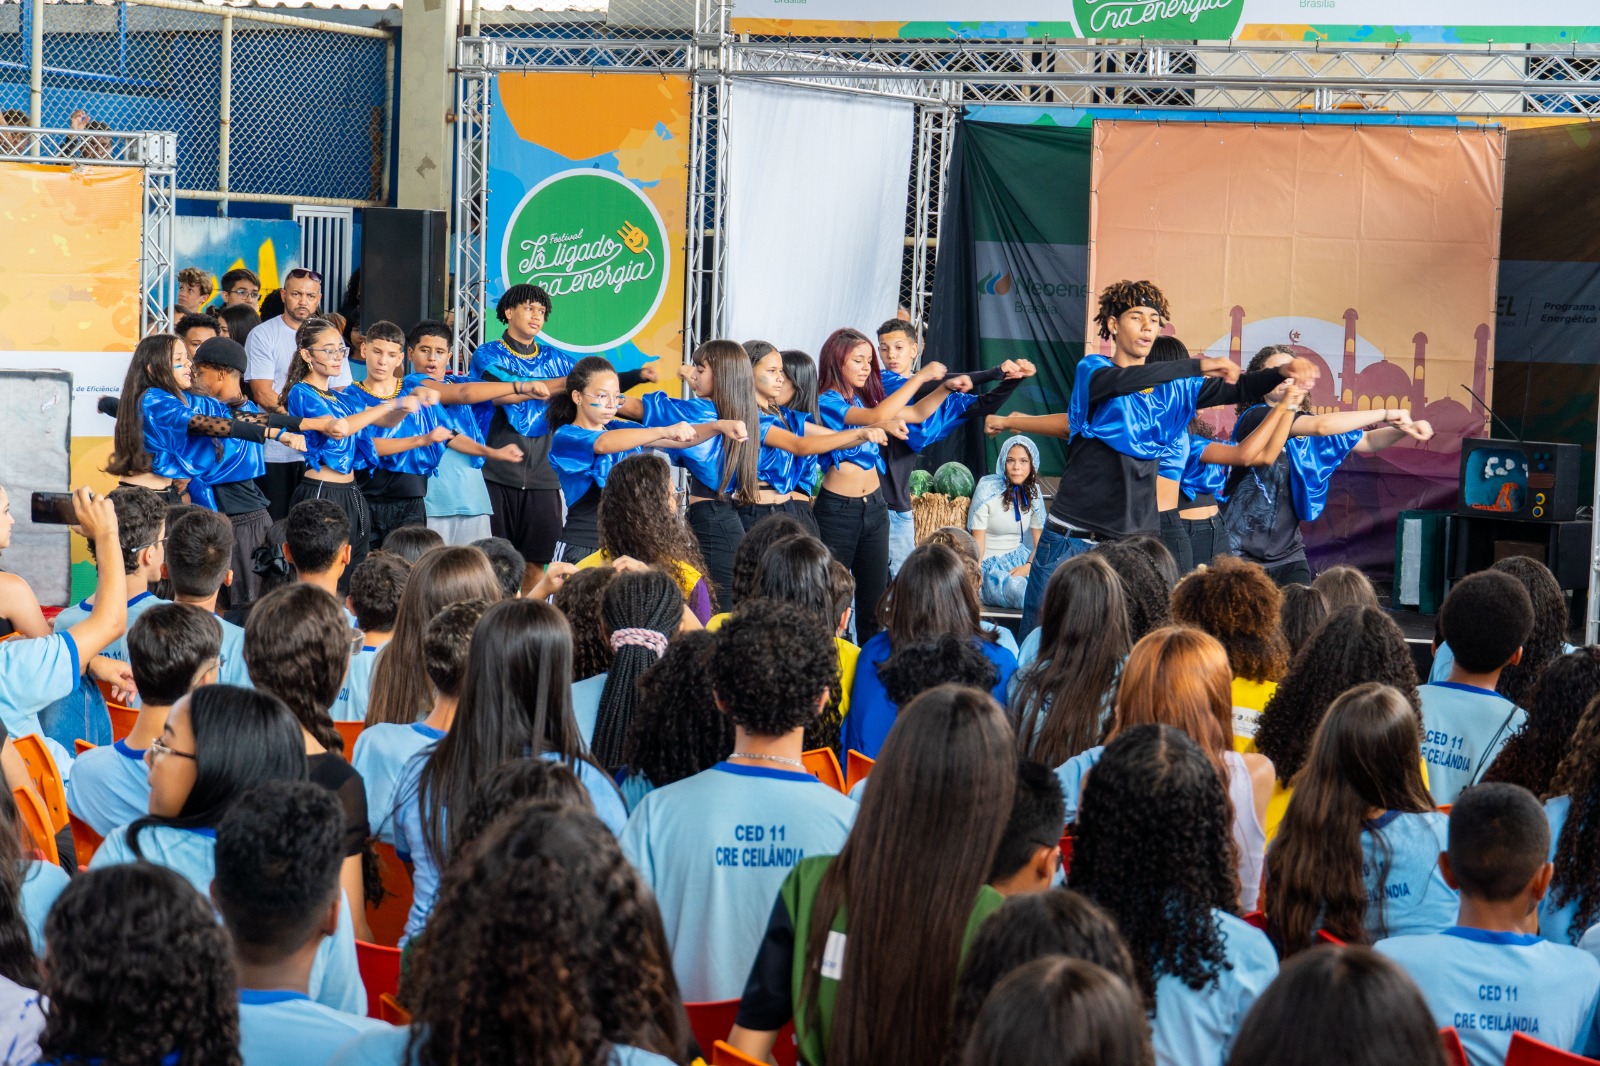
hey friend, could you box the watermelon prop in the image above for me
[810,466,825,498]
[908,469,934,498]
[933,462,975,499]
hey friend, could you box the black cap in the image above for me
[193,336,248,375]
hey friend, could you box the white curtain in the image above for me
[722,82,915,357]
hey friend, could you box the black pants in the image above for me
[1158,509,1195,575]
[1265,556,1314,587]
[558,540,596,565]
[223,507,272,607]
[688,499,743,610]
[737,499,821,538]
[290,478,371,591]
[257,461,305,522]
[1183,514,1220,571]
[367,496,427,553]
[486,483,562,566]
[812,488,889,644]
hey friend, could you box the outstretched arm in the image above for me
[987,412,1071,439]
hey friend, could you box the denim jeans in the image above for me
[1020,527,1096,638]
[39,676,112,750]
[813,489,890,644]
[1158,509,1195,575]
[687,499,744,609]
[1183,514,1220,571]
[887,508,916,577]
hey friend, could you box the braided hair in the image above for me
[592,569,685,771]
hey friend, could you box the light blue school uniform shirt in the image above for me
[332,646,382,723]
[0,631,80,738]
[1150,910,1277,1066]
[572,673,607,747]
[351,721,443,844]
[66,739,152,836]
[619,761,857,1002]
[20,859,68,955]
[391,748,627,944]
[1016,625,1042,671]
[89,823,367,1015]
[238,990,390,1066]
[1359,810,1457,942]
[1542,795,1592,946]
[51,591,167,712]
[328,1026,675,1066]
[1429,641,1578,683]
[1377,927,1600,1066]
[1418,682,1525,806]
[216,615,251,688]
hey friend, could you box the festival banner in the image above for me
[730,0,1597,43]
[485,72,690,386]
[1089,121,1504,576]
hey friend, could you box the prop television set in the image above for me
[1457,438,1581,522]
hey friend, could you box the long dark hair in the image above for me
[366,546,502,727]
[755,534,845,751]
[593,569,684,771]
[1094,542,1171,642]
[107,333,189,478]
[961,957,1154,1066]
[780,349,822,421]
[1255,606,1420,787]
[728,514,808,609]
[620,630,734,789]
[1489,556,1570,707]
[416,599,593,867]
[1225,946,1448,1066]
[242,583,350,755]
[128,685,307,857]
[1483,647,1600,796]
[880,543,988,648]
[596,454,713,598]
[1070,725,1236,1009]
[1011,553,1130,766]
[40,864,242,1066]
[281,316,341,394]
[406,805,688,1066]
[553,567,619,682]
[0,790,38,989]
[1265,684,1436,955]
[1545,695,1600,942]
[693,340,762,507]
[800,685,1015,1066]
[817,327,883,405]
[1278,585,1329,659]
[547,355,615,430]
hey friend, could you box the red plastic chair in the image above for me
[1240,911,1268,932]
[12,786,57,865]
[377,992,411,1026]
[684,1000,796,1066]
[68,811,103,868]
[364,842,415,948]
[801,749,844,792]
[1439,1028,1468,1066]
[334,721,364,754]
[844,750,874,793]
[1058,829,1074,877]
[12,735,68,832]
[354,939,400,1020]
[1506,1032,1600,1065]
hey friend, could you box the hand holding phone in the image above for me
[31,491,78,526]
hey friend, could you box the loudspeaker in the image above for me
[360,208,447,331]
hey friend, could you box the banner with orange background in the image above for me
[1089,121,1504,574]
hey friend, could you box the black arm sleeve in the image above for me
[265,412,303,431]
[186,414,266,443]
[909,365,1007,402]
[1196,367,1289,411]
[1086,360,1203,406]
[962,374,1024,422]
[734,893,797,1032]
[618,369,647,392]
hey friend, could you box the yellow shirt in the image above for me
[576,550,704,601]
[1237,730,1430,842]
[706,612,858,717]
[1231,677,1277,747]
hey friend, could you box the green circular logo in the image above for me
[500,169,670,353]
[1069,0,1244,39]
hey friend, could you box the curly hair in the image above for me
[213,780,344,960]
[450,760,592,865]
[40,864,242,1066]
[1238,345,1306,415]
[1069,725,1236,1009]
[710,599,837,737]
[1488,556,1570,707]
[948,889,1138,1062]
[405,805,688,1066]
[597,453,714,605]
[553,566,619,681]
[1170,556,1289,684]
[879,633,999,708]
[1094,280,1170,341]
[621,630,734,789]
[1483,648,1600,797]
[347,549,411,634]
[593,569,685,771]
[1544,695,1600,942]
[728,513,808,608]
[1254,606,1420,787]
[1093,542,1170,642]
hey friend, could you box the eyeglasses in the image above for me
[150,735,195,761]
[307,344,350,359]
[227,287,260,299]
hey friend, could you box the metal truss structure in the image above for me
[0,126,177,334]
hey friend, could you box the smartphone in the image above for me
[30,491,78,526]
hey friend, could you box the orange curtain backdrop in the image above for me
[0,162,142,352]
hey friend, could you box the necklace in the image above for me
[730,752,806,771]
[358,379,402,400]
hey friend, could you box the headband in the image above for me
[609,627,668,658]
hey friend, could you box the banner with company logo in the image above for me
[1090,121,1503,577]
[486,72,689,383]
[730,0,1595,43]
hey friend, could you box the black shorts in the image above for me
[485,483,562,566]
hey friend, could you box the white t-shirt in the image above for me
[246,314,352,463]
[969,492,1043,558]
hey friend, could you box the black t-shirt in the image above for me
[1221,407,1307,566]
[560,485,603,551]
[212,477,271,516]
[308,752,369,858]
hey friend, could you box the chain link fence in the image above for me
[0,0,392,203]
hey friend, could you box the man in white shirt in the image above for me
[245,268,350,518]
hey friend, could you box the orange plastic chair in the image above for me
[801,748,844,792]
[107,704,139,743]
[68,811,103,867]
[1437,804,1452,815]
[354,939,401,1020]
[1506,1032,1600,1065]
[334,721,364,754]
[844,750,874,792]
[377,992,411,1026]
[73,739,95,756]
[12,735,68,832]
[712,1041,766,1066]
[12,786,58,865]
[1440,1028,1469,1066]
[364,842,415,948]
